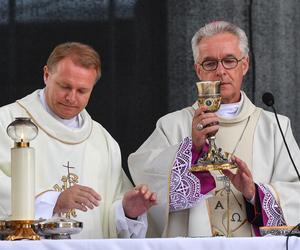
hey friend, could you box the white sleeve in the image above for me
[115,200,148,238]
[35,191,60,220]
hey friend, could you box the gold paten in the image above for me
[190,163,236,172]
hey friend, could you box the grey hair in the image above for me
[191,21,249,63]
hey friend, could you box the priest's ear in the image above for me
[194,63,201,80]
[242,56,249,76]
[43,65,50,84]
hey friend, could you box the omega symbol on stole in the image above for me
[53,161,79,218]
[208,175,250,236]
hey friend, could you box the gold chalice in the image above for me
[190,81,236,172]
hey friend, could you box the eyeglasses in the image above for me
[198,57,245,71]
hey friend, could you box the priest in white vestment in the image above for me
[0,42,157,239]
[128,21,300,237]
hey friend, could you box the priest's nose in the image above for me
[65,90,76,104]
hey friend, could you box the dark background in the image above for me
[1,0,300,181]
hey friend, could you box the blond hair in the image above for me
[47,42,101,81]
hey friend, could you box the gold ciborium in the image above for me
[190,81,236,172]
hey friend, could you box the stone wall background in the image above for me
[1,0,299,177]
[167,0,300,146]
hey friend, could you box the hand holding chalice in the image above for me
[190,80,236,172]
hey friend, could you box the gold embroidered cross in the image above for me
[53,161,79,218]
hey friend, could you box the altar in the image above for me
[0,236,299,250]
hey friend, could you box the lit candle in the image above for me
[7,118,38,221]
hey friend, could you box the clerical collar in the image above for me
[38,89,83,128]
[216,93,243,118]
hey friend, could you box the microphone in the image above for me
[262,92,274,106]
[262,92,300,181]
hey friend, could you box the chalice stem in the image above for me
[208,136,217,150]
[206,136,218,161]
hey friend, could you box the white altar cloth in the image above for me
[0,236,299,250]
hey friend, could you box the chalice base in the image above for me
[6,220,40,240]
[190,144,237,172]
[190,161,236,172]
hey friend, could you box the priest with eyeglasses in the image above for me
[128,21,300,237]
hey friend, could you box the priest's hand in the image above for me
[222,156,256,201]
[192,106,220,152]
[122,184,157,219]
[53,184,101,214]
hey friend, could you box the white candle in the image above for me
[11,146,35,220]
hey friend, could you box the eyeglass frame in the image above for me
[197,56,245,71]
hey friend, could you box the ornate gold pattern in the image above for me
[53,162,79,219]
[6,220,40,240]
[189,162,236,172]
[193,81,234,171]
[198,96,222,112]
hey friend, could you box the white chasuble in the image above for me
[207,101,261,237]
[0,90,129,239]
[129,91,300,237]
